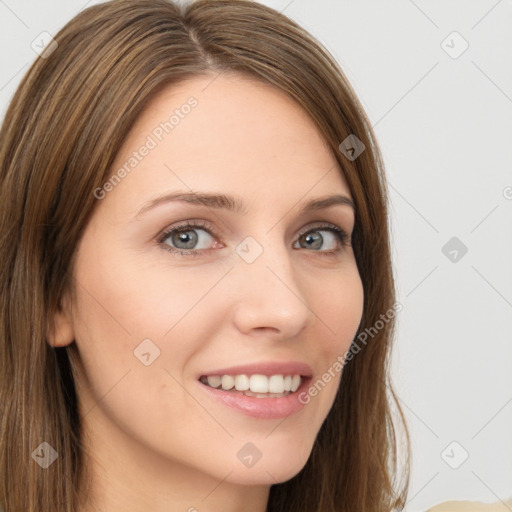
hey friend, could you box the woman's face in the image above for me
[56,73,364,495]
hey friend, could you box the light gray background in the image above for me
[1,1,511,510]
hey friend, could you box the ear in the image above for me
[47,291,75,347]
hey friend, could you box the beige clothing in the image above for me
[427,499,512,511]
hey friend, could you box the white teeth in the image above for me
[291,375,301,392]
[268,375,284,394]
[249,374,268,393]
[234,374,250,391]
[201,373,304,395]
[207,376,222,388]
[221,375,235,390]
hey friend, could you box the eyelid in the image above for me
[156,219,217,245]
[296,221,350,245]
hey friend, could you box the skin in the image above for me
[49,72,364,512]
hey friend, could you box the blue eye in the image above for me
[157,220,350,257]
[158,220,217,257]
[294,224,349,253]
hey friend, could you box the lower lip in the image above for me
[197,377,312,419]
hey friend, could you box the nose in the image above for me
[229,238,314,339]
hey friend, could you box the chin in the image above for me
[220,442,313,486]
[226,463,308,486]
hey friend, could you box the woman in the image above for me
[0,0,409,510]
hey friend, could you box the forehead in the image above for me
[101,72,351,215]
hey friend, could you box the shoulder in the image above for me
[426,499,512,511]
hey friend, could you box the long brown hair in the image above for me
[0,0,409,510]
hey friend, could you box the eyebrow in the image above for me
[133,191,355,218]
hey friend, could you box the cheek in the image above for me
[73,233,228,344]
[69,243,219,448]
[294,265,363,411]
[69,237,233,422]
[313,265,364,354]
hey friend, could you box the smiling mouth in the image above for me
[199,373,303,398]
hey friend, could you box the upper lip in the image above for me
[199,361,313,378]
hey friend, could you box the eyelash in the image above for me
[156,219,351,258]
